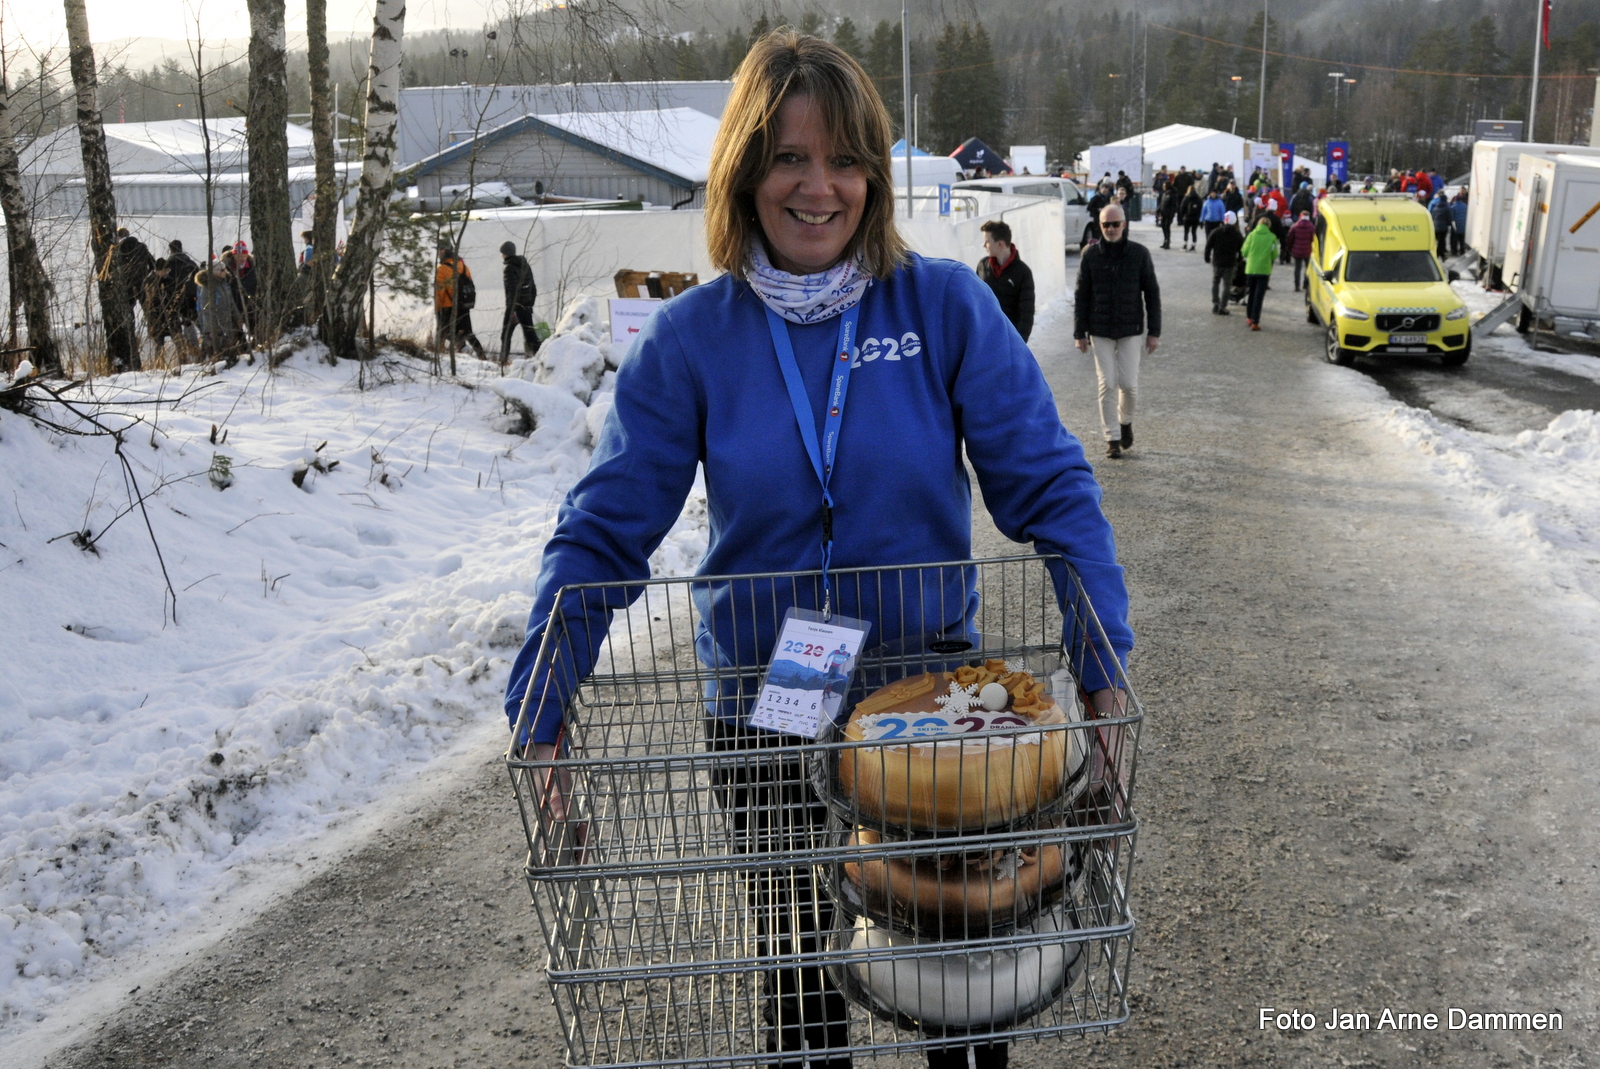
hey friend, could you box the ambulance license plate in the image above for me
[1389,333,1427,345]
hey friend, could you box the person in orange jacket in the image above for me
[434,242,486,359]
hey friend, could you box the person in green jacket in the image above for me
[1240,216,1279,330]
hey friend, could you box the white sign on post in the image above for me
[608,298,662,358]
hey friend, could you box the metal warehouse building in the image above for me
[408,107,719,210]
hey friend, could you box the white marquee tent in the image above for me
[1103,124,1327,187]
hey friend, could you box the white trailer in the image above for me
[1500,153,1600,325]
[1465,140,1600,273]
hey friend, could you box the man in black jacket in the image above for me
[975,221,1035,341]
[498,241,541,364]
[1203,210,1246,315]
[1073,204,1161,459]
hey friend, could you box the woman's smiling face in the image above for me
[753,94,868,275]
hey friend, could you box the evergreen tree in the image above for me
[798,11,823,37]
[1156,32,1198,126]
[965,22,1006,150]
[676,38,706,80]
[1043,71,1080,171]
[930,23,965,153]
[866,20,904,138]
[833,17,863,60]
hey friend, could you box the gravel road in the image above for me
[48,227,1599,1068]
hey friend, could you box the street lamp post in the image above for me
[1257,0,1268,140]
[1329,71,1345,126]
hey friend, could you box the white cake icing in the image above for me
[845,909,1077,1028]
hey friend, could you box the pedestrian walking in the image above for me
[1085,183,1112,242]
[1288,182,1314,220]
[195,262,241,361]
[232,241,258,334]
[1429,192,1452,259]
[1450,188,1469,258]
[499,241,542,363]
[505,31,1132,1069]
[1204,210,1245,315]
[1288,211,1315,291]
[1179,186,1203,250]
[1158,185,1179,249]
[1222,180,1244,216]
[434,243,487,359]
[1240,217,1279,330]
[976,220,1036,341]
[1073,204,1161,459]
[1200,189,1226,237]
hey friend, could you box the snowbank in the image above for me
[1382,404,1600,612]
[0,322,706,1032]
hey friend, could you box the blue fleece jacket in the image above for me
[1200,197,1227,224]
[504,253,1134,743]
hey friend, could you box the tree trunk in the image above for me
[63,0,136,371]
[246,0,296,341]
[324,0,406,361]
[0,83,60,375]
[306,0,337,331]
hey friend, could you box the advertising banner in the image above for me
[1279,143,1296,190]
[1326,140,1350,184]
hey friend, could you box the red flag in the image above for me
[1542,0,1553,49]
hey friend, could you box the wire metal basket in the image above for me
[507,556,1142,1069]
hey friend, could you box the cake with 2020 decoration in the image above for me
[833,661,1072,832]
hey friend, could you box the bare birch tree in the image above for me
[324,0,404,360]
[63,0,135,370]
[0,56,59,373]
[246,0,295,338]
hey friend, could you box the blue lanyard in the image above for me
[764,302,862,620]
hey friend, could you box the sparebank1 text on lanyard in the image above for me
[746,301,872,738]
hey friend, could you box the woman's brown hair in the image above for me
[705,29,907,279]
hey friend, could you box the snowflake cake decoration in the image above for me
[1004,657,1028,674]
[933,681,981,717]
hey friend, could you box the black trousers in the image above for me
[500,304,541,362]
[707,718,1009,1069]
[436,307,484,354]
[1203,221,1220,237]
[1181,223,1199,245]
[1292,257,1309,291]
[1436,231,1450,259]
[707,718,851,1069]
[1158,218,1173,246]
[1246,274,1270,322]
[1211,263,1233,310]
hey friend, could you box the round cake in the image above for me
[834,907,1080,1030]
[839,827,1074,936]
[833,663,1071,832]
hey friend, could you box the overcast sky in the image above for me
[4,0,502,51]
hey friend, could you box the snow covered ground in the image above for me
[0,302,707,1035]
[1377,282,1600,617]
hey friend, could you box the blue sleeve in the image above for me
[939,267,1134,691]
[503,310,704,744]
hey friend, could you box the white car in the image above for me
[952,176,1093,251]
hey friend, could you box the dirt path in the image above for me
[49,230,1599,1068]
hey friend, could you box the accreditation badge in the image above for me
[747,607,871,739]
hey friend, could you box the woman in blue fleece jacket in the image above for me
[506,30,1132,1069]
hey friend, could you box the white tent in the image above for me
[1104,124,1327,187]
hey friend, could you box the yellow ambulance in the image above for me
[1305,194,1471,366]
